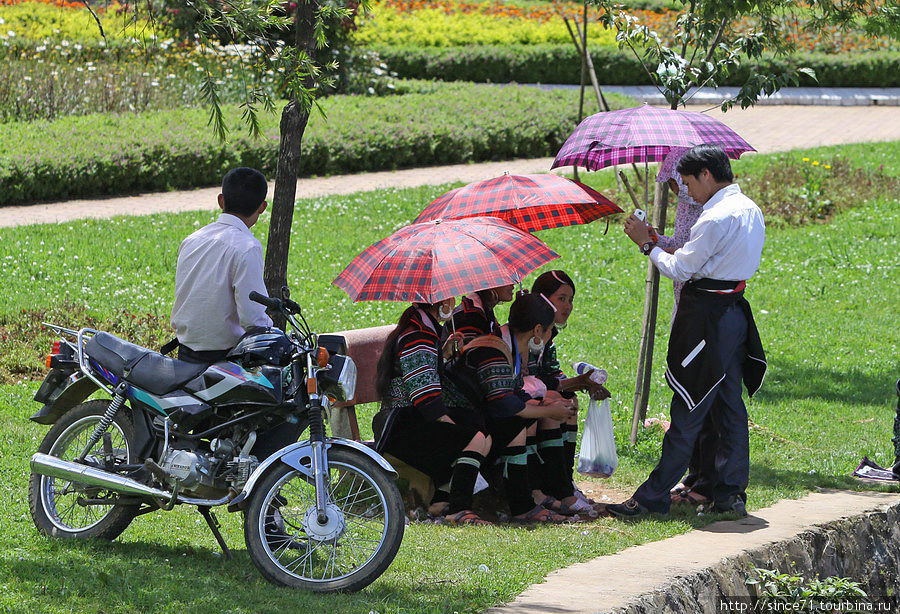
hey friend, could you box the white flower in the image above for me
[88,66,96,71]
[36,45,46,52]
[150,81,159,86]
[0,17,5,24]
[61,39,69,47]
[6,30,15,37]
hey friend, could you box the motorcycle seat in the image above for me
[85,332,208,396]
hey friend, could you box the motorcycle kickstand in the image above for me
[198,506,232,560]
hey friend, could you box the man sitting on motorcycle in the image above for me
[170,167,299,461]
[171,166,273,364]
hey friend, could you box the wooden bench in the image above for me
[325,324,395,441]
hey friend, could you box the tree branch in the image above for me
[81,0,106,40]
[702,17,728,65]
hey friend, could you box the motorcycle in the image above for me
[27,290,405,593]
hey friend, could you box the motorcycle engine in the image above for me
[160,449,213,489]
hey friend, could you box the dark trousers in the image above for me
[681,414,719,498]
[634,303,750,513]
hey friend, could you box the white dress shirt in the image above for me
[171,213,273,351]
[650,184,765,283]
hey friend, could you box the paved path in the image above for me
[5,105,900,228]
[540,85,900,106]
[489,489,900,614]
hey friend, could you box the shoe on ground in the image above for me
[606,497,651,520]
[709,496,747,517]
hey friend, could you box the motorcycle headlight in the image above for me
[317,354,357,403]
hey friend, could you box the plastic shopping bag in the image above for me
[576,397,618,478]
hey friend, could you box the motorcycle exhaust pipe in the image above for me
[31,453,173,500]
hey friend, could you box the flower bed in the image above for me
[0,82,633,206]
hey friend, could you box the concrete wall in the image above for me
[613,501,900,614]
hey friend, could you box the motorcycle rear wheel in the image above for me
[244,447,405,592]
[28,400,140,540]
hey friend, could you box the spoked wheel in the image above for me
[28,400,139,540]
[244,447,405,592]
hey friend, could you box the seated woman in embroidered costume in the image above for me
[526,271,611,515]
[444,293,578,524]
[449,284,514,343]
[375,297,493,525]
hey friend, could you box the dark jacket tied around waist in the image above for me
[664,279,767,411]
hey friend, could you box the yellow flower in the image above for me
[812,160,819,166]
[824,165,831,169]
[802,157,809,162]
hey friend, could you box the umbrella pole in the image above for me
[629,180,670,444]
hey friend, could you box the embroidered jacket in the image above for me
[444,325,529,418]
[449,294,501,344]
[382,308,447,422]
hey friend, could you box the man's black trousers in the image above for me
[633,302,750,513]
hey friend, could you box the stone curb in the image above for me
[488,489,900,614]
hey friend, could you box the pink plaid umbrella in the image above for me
[413,173,622,232]
[552,105,756,170]
[333,216,559,303]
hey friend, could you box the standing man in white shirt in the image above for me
[609,145,767,519]
[171,167,273,363]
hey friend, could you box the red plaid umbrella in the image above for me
[333,216,559,303]
[413,173,622,232]
[552,105,755,170]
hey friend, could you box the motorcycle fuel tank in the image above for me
[183,362,281,406]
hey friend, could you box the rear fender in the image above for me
[29,370,99,425]
[227,438,397,512]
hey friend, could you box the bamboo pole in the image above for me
[629,179,670,444]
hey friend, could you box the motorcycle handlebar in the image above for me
[249,291,303,316]
[249,291,282,310]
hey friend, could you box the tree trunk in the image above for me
[263,0,318,329]
[264,101,310,328]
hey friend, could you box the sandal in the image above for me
[556,497,602,519]
[511,504,579,525]
[538,496,578,516]
[670,487,709,506]
[444,510,492,526]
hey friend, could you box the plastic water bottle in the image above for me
[572,361,608,385]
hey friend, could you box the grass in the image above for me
[0,141,898,613]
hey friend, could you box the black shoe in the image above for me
[892,459,900,480]
[607,497,651,520]
[264,506,304,551]
[710,496,747,517]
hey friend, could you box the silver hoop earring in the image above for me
[438,304,453,321]
[528,336,545,352]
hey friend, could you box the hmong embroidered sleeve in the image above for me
[452,309,493,344]
[397,329,446,421]
[528,342,564,391]
[469,347,526,418]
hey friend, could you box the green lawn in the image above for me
[0,142,897,613]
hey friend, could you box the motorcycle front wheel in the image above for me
[28,399,139,540]
[244,447,405,592]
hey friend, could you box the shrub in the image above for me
[353,7,618,47]
[0,82,634,205]
[372,44,900,87]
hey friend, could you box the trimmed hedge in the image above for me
[0,82,634,206]
[371,44,900,88]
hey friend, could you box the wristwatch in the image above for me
[640,241,657,255]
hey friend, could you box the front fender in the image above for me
[227,438,397,512]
